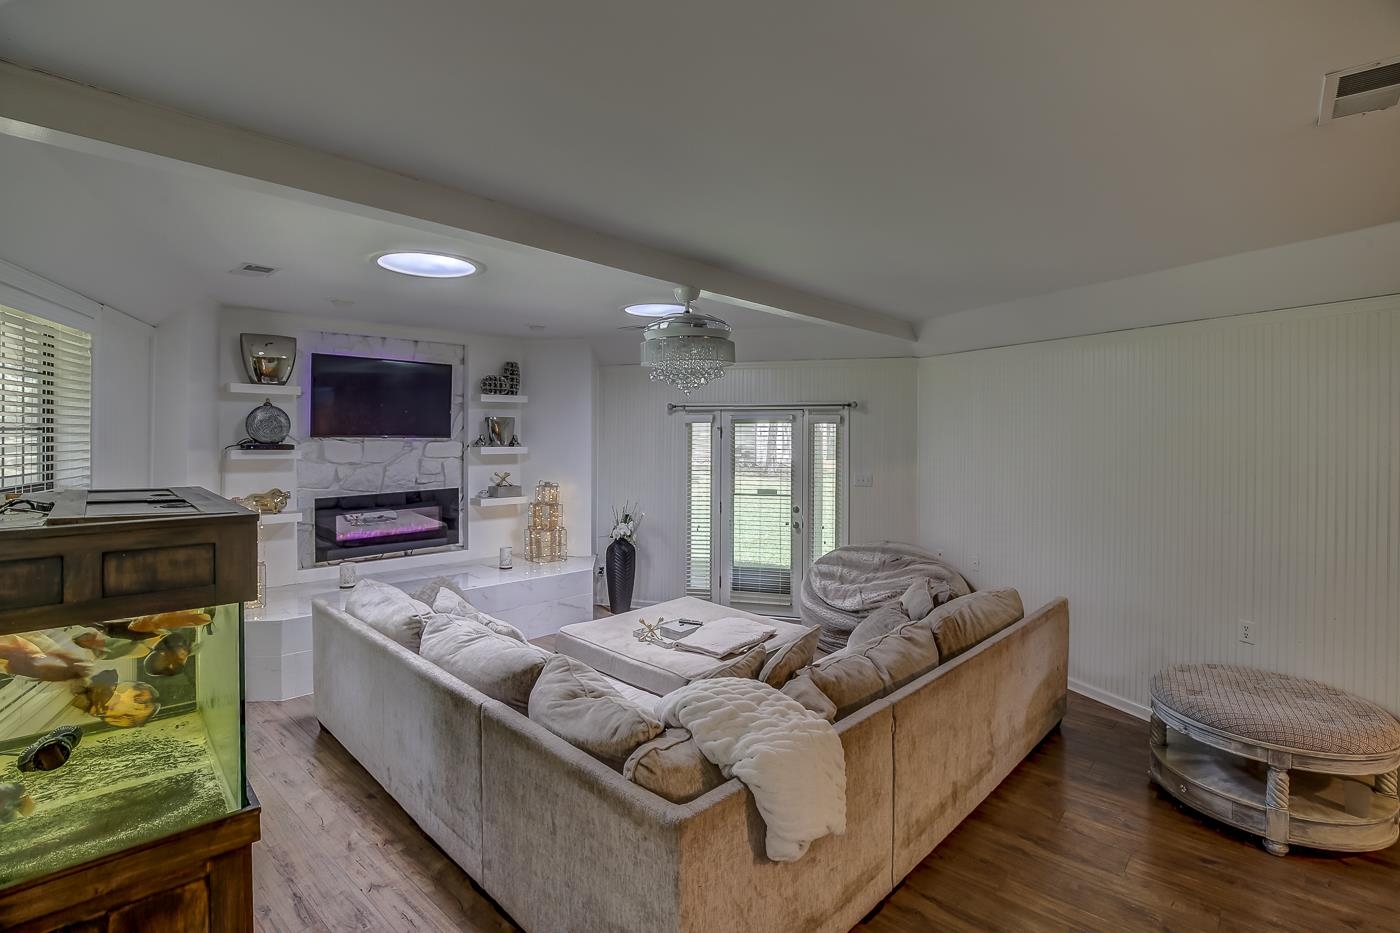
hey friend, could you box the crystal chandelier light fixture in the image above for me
[640,286,736,394]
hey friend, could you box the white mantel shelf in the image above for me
[224,382,302,397]
[224,448,301,462]
[258,511,302,525]
[479,394,527,404]
[472,446,528,456]
[470,495,529,506]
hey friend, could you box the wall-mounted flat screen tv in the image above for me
[310,353,453,438]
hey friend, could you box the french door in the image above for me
[685,410,846,616]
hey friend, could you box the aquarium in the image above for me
[0,603,245,887]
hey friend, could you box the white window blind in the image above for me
[0,305,92,494]
[730,418,794,604]
[684,420,713,597]
[808,416,844,563]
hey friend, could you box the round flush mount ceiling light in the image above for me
[624,301,686,317]
[374,251,481,278]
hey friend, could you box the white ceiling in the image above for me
[1,0,1399,347]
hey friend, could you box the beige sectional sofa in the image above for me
[313,596,1069,933]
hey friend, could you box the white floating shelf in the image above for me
[225,382,302,397]
[472,446,529,456]
[224,449,301,462]
[470,496,529,507]
[257,512,302,525]
[479,394,527,404]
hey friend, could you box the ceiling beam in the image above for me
[0,60,915,340]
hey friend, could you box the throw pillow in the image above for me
[804,617,940,720]
[928,588,1024,660]
[623,728,726,803]
[759,626,821,687]
[345,579,432,651]
[529,655,664,768]
[413,577,528,641]
[418,614,550,713]
[847,602,909,648]
[901,567,973,620]
[779,674,838,722]
[700,644,767,680]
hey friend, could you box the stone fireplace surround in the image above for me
[295,330,466,568]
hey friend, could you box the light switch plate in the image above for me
[853,471,874,488]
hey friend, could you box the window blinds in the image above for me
[0,305,92,494]
[684,421,712,597]
[729,418,794,604]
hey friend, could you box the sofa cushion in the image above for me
[929,588,1024,660]
[847,602,909,648]
[419,614,550,713]
[622,728,726,803]
[701,644,766,680]
[413,577,528,642]
[803,619,940,720]
[779,673,838,722]
[759,625,821,688]
[529,654,664,768]
[345,579,433,651]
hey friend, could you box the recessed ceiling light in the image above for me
[624,302,685,317]
[375,251,480,278]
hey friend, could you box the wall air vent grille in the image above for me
[1319,56,1400,124]
[229,263,279,276]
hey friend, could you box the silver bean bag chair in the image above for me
[801,541,971,652]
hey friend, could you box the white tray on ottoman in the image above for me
[554,596,813,695]
[1149,663,1400,856]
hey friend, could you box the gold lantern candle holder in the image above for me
[525,481,567,563]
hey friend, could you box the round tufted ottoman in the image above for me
[1149,664,1400,856]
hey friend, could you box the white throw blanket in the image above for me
[673,616,775,658]
[658,678,846,862]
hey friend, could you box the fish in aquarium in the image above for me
[0,783,36,822]
[99,608,216,642]
[70,671,161,728]
[0,634,93,682]
[15,726,82,773]
[142,631,199,678]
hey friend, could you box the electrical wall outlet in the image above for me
[1239,619,1257,646]
[970,555,981,572]
[934,548,945,560]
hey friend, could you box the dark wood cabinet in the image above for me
[0,488,260,932]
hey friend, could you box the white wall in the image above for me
[91,306,154,486]
[596,359,919,605]
[917,294,1400,717]
[525,340,596,553]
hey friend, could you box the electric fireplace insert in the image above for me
[313,488,460,562]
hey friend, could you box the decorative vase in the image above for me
[605,537,635,614]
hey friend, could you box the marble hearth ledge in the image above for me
[245,555,595,701]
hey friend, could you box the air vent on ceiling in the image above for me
[1318,56,1400,124]
[229,263,279,276]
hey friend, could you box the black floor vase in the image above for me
[605,538,635,614]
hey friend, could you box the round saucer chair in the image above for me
[801,541,970,652]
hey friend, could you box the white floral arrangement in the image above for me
[610,503,643,544]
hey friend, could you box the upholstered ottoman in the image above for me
[1149,664,1400,856]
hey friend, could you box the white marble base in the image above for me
[244,554,595,700]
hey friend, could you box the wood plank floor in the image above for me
[248,692,1400,932]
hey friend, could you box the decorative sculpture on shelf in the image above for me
[240,333,297,385]
[525,481,566,563]
[480,361,522,396]
[231,489,291,514]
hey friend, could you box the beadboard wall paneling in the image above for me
[597,359,918,605]
[917,295,1400,717]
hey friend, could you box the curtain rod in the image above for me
[667,401,858,413]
